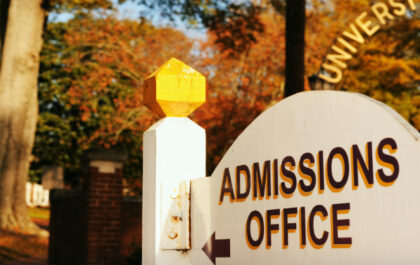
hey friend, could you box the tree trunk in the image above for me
[0,0,45,233]
[0,0,10,59]
[284,0,305,97]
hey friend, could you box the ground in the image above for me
[0,207,49,265]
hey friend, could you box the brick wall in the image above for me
[83,167,123,265]
[49,150,141,265]
[121,197,142,257]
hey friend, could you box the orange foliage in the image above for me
[40,1,419,178]
[194,0,419,173]
[193,11,286,173]
[63,15,194,147]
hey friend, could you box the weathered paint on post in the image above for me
[161,180,191,250]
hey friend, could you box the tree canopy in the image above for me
[31,0,420,187]
[34,11,194,185]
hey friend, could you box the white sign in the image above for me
[199,91,420,265]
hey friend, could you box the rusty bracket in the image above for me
[161,180,191,250]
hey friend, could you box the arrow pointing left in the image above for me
[202,232,230,265]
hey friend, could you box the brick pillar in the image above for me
[83,149,126,265]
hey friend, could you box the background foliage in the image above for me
[31,0,419,190]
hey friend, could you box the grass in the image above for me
[0,229,48,264]
[27,207,50,220]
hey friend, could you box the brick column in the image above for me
[83,149,126,265]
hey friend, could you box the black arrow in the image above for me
[202,232,230,264]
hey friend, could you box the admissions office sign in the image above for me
[204,91,420,265]
[219,138,398,248]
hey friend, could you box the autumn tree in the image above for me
[192,10,286,172]
[136,0,308,97]
[135,0,308,172]
[33,0,419,186]
[137,0,265,57]
[33,13,194,186]
[150,0,419,172]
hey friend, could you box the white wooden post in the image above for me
[142,58,206,265]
